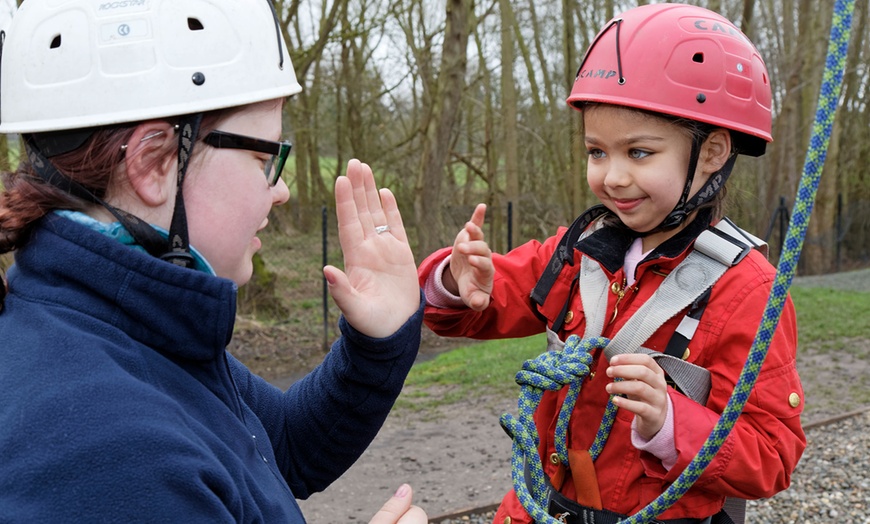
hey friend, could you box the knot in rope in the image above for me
[500,336,610,523]
[514,335,603,391]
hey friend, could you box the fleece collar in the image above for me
[11,214,237,361]
[575,208,714,274]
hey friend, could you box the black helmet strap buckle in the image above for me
[160,113,203,268]
[23,136,170,259]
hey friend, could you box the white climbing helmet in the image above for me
[0,0,15,36]
[0,0,302,133]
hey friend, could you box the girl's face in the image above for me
[184,99,290,285]
[584,105,712,252]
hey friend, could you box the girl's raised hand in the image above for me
[323,159,420,339]
[444,204,493,311]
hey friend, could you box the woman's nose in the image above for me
[272,177,291,206]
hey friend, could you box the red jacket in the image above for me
[418,217,806,522]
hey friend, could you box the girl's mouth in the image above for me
[612,198,643,212]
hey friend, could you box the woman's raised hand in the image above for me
[323,160,420,339]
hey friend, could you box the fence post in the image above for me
[507,201,513,252]
[779,196,788,254]
[763,197,791,261]
[836,193,842,272]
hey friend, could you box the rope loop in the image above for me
[514,335,602,391]
[501,335,610,522]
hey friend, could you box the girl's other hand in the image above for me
[606,353,669,439]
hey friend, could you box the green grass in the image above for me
[398,284,870,411]
[790,286,870,353]
[396,334,545,411]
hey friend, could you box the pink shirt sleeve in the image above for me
[423,255,466,309]
[630,392,677,471]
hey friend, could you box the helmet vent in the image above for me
[50,35,61,49]
[187,18,204,31]
[692,52,704,63]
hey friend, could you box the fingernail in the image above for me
[395,484,410,498]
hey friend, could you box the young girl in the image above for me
[418,4,805,523]
[0,1,424,522]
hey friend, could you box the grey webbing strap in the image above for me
[570,251,717,404]
[579,255,610,340]
[603,249,730,404]
[546,220,764,404]
[604,239,738,405]
[589,222,759,405]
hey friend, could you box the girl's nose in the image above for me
[603,162,631,189]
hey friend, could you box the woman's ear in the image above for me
[700,129,732,174]
[123,122,177,207]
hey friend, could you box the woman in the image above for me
[0,0,425,522]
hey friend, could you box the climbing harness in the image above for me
[501,1,856,521]
[536,212,766,405]
[503,217,762,521]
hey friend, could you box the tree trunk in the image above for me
[564,0,585,217]
[798,0,833,274]
[499,0,519,252]
[415,0,471,258]
[740,0,757,41]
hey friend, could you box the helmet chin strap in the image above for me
[160,113,203,268]
[635,134,738,237]
[24,113,204,269]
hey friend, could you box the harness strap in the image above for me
[602,222,760,405]
[549,219,764,405]
[664,287,710,360]
[530,205,610,308]
[524,458,716,524]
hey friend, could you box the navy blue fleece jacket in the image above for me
[0,214,422,522]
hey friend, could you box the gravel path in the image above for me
[432,409,870,523]
[746,409,870,523]
[793,267,870,292]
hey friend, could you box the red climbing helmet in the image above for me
[567,3,772,156]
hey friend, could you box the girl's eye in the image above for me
[587,148,605,159]
[629,149,651,160]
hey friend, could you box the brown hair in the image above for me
[0,110,232,255]
[0,109,235,307]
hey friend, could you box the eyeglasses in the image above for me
[203,130,292,186]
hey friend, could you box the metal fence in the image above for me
[2,196,866,348]
[252,195,869,350]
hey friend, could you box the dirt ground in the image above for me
[228,269,870,523]
[291,337,870,523]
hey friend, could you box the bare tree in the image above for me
[415,0,473,257]
[499,0,519,251]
